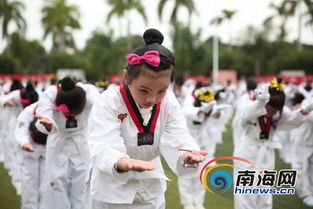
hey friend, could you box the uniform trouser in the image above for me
[21,144,45,209]
[234,192,272,209]
[45,154,87,209]
[178,176,205,205]
[292,145,313,198]
[5,134,22,193]
[89,193,165,209]
[0,132,4,162]
[233,142,274,209]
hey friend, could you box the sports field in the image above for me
[0,123,311,209]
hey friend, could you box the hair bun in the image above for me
[277,77,283,84]
[143,29,164,45]
[60,77,75,91]
[25,81,34,91]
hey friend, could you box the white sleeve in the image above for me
[87,95,130,181]
[182,95,204,122]
[277,106,307,130]
[240,100,267,126]
[78,83,100,106]
[0,90,20,106]
[298,84,311,98]
[35,86,59,133]
[160,92,200,178]
[15,105,35,147]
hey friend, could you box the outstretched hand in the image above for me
[255,84,270,104]
[35,114,52,132]
[4,100,15,107]
[182,150,208,164]
[22,143,34,152]
[116,157,155,173]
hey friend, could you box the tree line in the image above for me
[0,0,313,80]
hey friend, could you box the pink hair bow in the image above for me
[126,51,160,67]
[19,98,31,105]
[53,101,70,113]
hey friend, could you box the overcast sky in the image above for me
[1,0,312,52]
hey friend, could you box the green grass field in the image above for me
[0,123,311,209]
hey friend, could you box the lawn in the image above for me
[0,122,311,209]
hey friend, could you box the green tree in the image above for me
[0,53,19,73]
[241,25,275,75]
[46,51,85,73]
[210,10,236,51]
[84,30,142,80]
[5,32,46,73]
[158,0,197,24]
[41,0,80,52]
[264,1,297,42]
[106,0,146,49]
[222,10,236,51]
[304,0,313,28]
[0,0,26,39]
[171,23,210,75]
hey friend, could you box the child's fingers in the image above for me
[35,115,52,125]
[41,119,52,125]
[22,143,34,152]
[128,159,155,172]
[183,152,205,164]
[193,150,208,156]
[34,114,42,119]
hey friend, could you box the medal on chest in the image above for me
[258,116,272,140]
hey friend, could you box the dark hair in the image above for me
[214,89,225,101]
[267,78,285,110]
[304,83,312,92]
[50,78,57,85]
[174,75,184,87]
[292,93,305,106]
[55,77,86,114]
[246,77,257,91]
[126,29,175,83]
[10,79,23,92]
[20,81,39,107]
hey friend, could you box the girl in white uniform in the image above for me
[15,93,48,209]
[86,29,207,209]
[178,88,219,209]
[35,77,99,209]
[0,81,36,194]
[232,78,256,149]
[233,78,313,209]
[290,94,313,207]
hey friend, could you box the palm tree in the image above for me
[305,3,313,27]
[106,0,147,37]
[0,0,26,39]
[298,0,313,49]
[41,0,80,52]
[210,10,236,51]
[264,1,297,42]
[158,0,197,24]
[222,10,236,51]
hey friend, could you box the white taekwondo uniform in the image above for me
[35,83,99,209]
[234,98,307,209]
[0,89,24,194]
[86,84,200,209]
[15,102,46,209]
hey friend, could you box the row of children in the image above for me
[0,29,206,209]
[1,28,313,209]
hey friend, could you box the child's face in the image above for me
[127,66,172,108]
[265,104,280,117]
